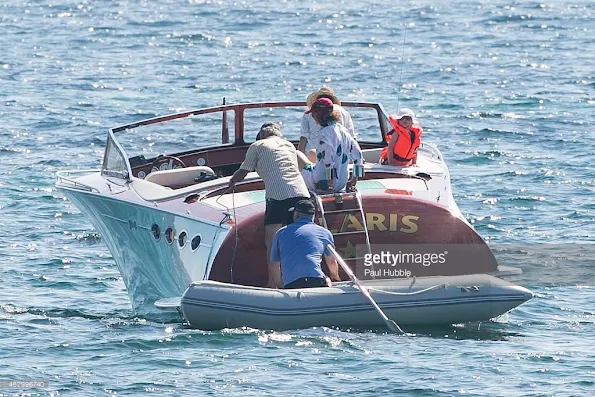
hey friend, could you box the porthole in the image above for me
[178,231,188,249]
[165,227,174,245]
[191,234,202,251]
[151,224,161,241]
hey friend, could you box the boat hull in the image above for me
[180,274,532,331]
[61,184,229,314]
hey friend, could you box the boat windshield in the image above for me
[101,133,131,179]
[101,101,391,181]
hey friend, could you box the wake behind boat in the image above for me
[55,99,532,329]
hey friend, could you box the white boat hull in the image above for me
[63,182,229,314]
[180,274,532,331]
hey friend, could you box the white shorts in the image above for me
[301,167,316,191]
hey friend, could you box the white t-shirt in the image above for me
[300,105,356,152]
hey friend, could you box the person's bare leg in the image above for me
[265,223,283,287]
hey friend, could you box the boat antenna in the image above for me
[396,22,408,112]
[222,97,229,144]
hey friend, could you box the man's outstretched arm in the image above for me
[228,169,249,188]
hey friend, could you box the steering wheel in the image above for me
[150,155,186,172]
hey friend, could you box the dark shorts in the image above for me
[284,277,328,289]
[264,196,309,225]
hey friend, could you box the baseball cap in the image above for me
[305,97,334,114]
[291,199,316,215]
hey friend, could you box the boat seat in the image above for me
[361,148,383,164]
[144,166,216,187]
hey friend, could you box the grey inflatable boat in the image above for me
[180,274,532,331]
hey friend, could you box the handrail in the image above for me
[110,101,388,133]
[55,170,101,193]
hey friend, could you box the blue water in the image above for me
[1,0,594,395]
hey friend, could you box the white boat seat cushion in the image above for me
[144,166,216,186]
[362,148,383,164]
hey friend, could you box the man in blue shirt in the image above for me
[269,199,341,289]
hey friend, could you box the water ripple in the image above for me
[1,0,594,395]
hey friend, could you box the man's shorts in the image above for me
[264,196,309,225]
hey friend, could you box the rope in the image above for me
[214,187,239,283]
[270,283,446,296]
[366,284,446,296]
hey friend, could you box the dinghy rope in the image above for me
[215,187,239,283]
[366,284,446,296]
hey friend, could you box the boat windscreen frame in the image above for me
[100,101,392,182]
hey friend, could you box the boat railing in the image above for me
[99,101,393,183]
[419,142,444,162]
[56,170,101,193]
[109,101,390,135]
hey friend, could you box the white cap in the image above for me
[395,107,416,120]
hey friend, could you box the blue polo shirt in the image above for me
[270,217,335,287]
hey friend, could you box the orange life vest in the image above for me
[379,116,422,165]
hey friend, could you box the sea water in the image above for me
[1,1,594,395]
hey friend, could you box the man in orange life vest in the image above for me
[379,108,423,166]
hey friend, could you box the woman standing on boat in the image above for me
[300,97,363,193]
[379,108,423,166]
[298,86,356,158]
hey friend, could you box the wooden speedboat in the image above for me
[56,100,530,325]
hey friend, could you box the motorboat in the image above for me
[56,100,532,327]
